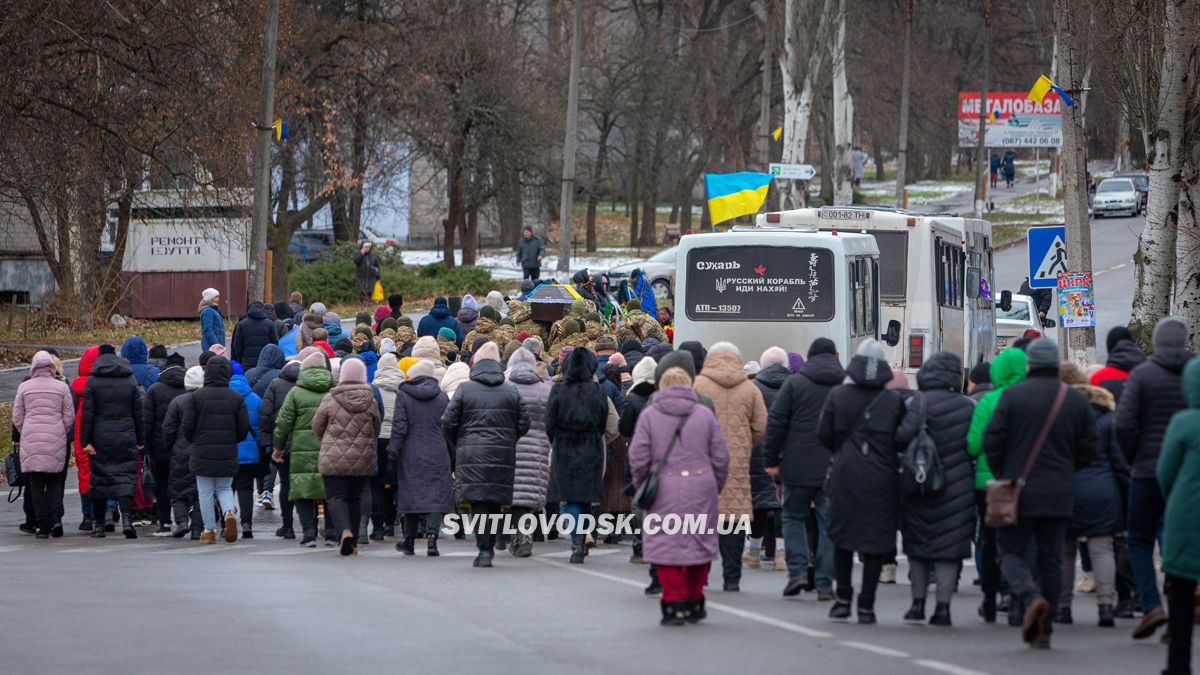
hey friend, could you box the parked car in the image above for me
[606,246,677,300]
[1113,171,1149,212]
[289,228,377,262]
[1092,177,1141,217]
[995,293,1053,352]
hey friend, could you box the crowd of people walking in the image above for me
[8,283,1198,673]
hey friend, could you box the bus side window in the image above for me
[866,260,877,335]
[936,239,964,309]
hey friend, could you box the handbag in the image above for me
[5,445,24,503]
[900,393,945,499]
[632,414,690,511]
[823,390,887,492]
[140,457,156,494]
[984,383,1067,528]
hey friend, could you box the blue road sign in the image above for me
[1028,225,1068,288]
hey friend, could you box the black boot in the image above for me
[121,510,137,539]
[904,599,926,622]
[426,533,440,557]
[569,535,585,564]
[645,577,662,596]
[91,510,106,539]
[660,601,688,626]
[369,515,384,541]
[473,548,494,568]
[1055,606,1073,625]
[979,596,997,624]
[857,602,877,625]
[78,516,93,532]
[686,595,707,624]
[1098,604,1115,627]
[829,591,853,620]
[396,534,416,556]
[930,602,952,626]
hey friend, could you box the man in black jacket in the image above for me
[142,353,187,533]
[180,356,250,544]
[763,338,845,600]
[1114,316,1194,639]
[516,227,545,281]
[231,302,279,370]
[440,345,530,567]
[984,338,1098,648]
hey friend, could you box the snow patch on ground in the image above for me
[858,180,973,205]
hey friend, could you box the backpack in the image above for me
[900,393,945,499]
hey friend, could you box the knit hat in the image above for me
[149,344,168,360]
[855,339,886,360]
[646,343,672,363]
[380,338,397,355]
[619,339,642,355]
[463,294,478,311]
[412,336,441,361]
[309,302,327,316]
[301,352,327,370]
[594,336,617,354]
[198,351,213,366]
[208,344,227,357]
[520,279,535,294]
[438,327,457,342]
[969,362,991,385]
[479,305,502,323]
[632,356,658,388]
[322,311,340,324]
[808,338,837,359]
[292,346,320,363]
[760,346,788,369]
[886,370,910,390]
[708,341,740,359]
[334,337,353,355]
[522,336,544,357]
[202,287,220,302]
[184,366,205,391]
[380,317,399,332]
[1153,317,1188,350]
[625,299,642,312]
[514,331,531,343]
[486,291,506,313]
[408,359,437,380]
[339,357,367,384]
[678,341,707,372]
[1025,338,1060,369]
[507,347,536,369]
[397,316,413,328]
[744,361,761,376]
[474,341,501,363]
[376,352,400,375]
[355,312,372,327]
[471,336,490,355]
[503,339,522,364]
[165,352,186,369]
[312,327,329,342]
[608,352,627,369]
[1106,326,1135,353]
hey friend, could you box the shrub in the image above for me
[287,246,496,305]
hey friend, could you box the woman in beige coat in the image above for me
[693,341,767,592]
[313,358,381,556]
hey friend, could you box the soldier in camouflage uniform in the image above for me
[507,300,547,341]
[462,305,515,353]
[616,299,667,345]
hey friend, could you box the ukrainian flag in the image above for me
[705,172,773,226]
[1028,74,1074,107]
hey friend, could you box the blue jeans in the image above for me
[195,476,236,532]
[1127,477,1165,612]
[782,485,834,593]
[560,502,588,536]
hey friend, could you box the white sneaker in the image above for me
[1075,570,1096,593]
[260,491,274,510]
[879,564,897,584]
[743,544,762,569]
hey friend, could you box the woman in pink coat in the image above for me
[13,351,75,537]
[628,366,729,626]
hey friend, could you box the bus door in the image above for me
[934,236,965,357]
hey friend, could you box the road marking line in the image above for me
[0,545,25,553]
[841,640,910,658]
[914,659,990,675]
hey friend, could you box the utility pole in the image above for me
[248,0,280,303]
[972,0,991,218]
[895,0,914,209]
[1054,0,1095,364]
[556,0,583,275]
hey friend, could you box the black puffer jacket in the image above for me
[546,349,610,504]
[750,364,788,510]
[441,359,530,505]
[818,352,911,555]
[162,392,197,501]
[231,303,279,369]
[1070,385,1131,537]
[619,381,655,439]
[181,357,250,478]
[142,365,186,463]
[898,352,976,560]
[247,344,286,397]
[763,353,846,487]
[1115,345,1194,479]
[985,369,1098,518]
[79,354,144,499]
[258,361,300,451]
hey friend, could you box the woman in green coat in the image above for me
[272,352,333,547]
[964,347,1027,623]
[1158,357,1200,675]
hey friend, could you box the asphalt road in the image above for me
[995,213,1144,361]
[0,477,1178,675]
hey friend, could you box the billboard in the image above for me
[957,91,1063,148]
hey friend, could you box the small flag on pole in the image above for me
[772,127,782,141]
[1027,75,1074,107]
[704,172,773,226]
[273,118,288,142]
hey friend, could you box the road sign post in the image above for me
[768,163,817,181]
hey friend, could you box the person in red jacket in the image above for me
[1089,326,1147,402]
[71,346,100,531]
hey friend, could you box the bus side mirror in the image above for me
[999,290,1012,312]
[884,320,901,347]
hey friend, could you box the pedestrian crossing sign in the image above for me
[1027,225,1067,289]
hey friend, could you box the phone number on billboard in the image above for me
[694,304,742,314]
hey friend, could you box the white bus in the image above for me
[754,207,996,376]
[674,229,880,361]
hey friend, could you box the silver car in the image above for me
[1093,178,1141,217]
[607,246,677,299]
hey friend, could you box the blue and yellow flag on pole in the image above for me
[705,172,773,226]
[1027,74,1074,107]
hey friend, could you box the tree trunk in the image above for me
[1176,142,1200,348]
[586,120,612,252]
[830,0,853,206]
[778,0,833,209]
[895,0,914,207]
[464,202,478,266]
[1055,0,1095,364]
[496,163,524,250]
[1130,0,1193,346]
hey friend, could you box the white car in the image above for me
[995,293,1051,351]
[1093,178,1141,217]
[607,246,677,300]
